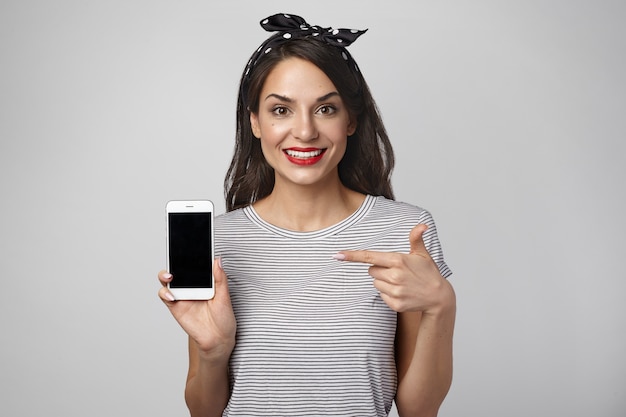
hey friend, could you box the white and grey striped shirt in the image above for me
[216,195,451,416]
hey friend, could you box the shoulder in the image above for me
[350,195,438,247]
[369,195,436,225]
[369,196,451,277]
[215,209,240,223]
[370,196,444,241]
[214,208,253,238]
[214,208,253,256]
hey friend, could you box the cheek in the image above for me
[258,135,283,164]
[258,118,286,138]
[330,125,350,146]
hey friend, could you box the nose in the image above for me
[292,113,318,141]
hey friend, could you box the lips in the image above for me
[283,148,326,165]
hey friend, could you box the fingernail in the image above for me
[218,257,223,269]
[332,253,346,261]
[165,292,175,302]
[163,273,172,280]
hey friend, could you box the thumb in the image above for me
[409,224,429,255]
[213,257,231,298]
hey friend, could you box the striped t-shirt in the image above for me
[215,195,451,416]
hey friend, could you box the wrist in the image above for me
[196,342,235,366]
[423,279,456,319]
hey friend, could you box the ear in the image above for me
[250,112,261,138]
[347,117,357,136]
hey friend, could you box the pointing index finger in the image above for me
[333,250,395,268]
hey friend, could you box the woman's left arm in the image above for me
[335,224,456,417]
[395,283,455,417]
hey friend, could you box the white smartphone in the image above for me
[166,200,215,300]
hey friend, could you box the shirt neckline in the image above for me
[243,194,377,239]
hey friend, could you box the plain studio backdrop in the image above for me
[1,1,624,416]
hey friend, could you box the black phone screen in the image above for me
[168,212,213,288]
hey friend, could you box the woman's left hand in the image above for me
[334,224,453,314]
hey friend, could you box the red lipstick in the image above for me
[283,148,326,166]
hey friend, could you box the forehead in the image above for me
[261,58,338,95]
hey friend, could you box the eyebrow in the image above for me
[264,91,340,103]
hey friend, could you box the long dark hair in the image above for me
[224,37,395,212]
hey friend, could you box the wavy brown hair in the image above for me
[224,38,394,212]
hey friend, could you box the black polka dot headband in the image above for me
[241,13,368,106]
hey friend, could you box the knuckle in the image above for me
[386,297,405,313]
[389,254,402,266]
[389,286,404,299]
[387,270,402,284]
[363,251,375,265]
[157,288,167,300]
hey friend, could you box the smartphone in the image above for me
[166,200,215,300]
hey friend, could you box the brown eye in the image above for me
[317,105,336,115]
[272,106,289,116]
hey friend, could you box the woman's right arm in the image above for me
[185,337,231,417]
[158,258,236,417]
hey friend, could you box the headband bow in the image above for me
[241,13,367,106]
[260,13,367,47]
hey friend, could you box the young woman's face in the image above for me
[250,58,356,189]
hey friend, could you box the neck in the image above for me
[253,180,366,232]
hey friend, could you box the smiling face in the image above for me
[250,58,356,190]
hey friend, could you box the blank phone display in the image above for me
[168,212,213,288]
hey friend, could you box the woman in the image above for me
[159,13,455,417]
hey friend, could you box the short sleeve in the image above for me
[417,209,452,279]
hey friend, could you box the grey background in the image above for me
[1,0,624,416]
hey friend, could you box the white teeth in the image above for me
[285,149,323,158]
